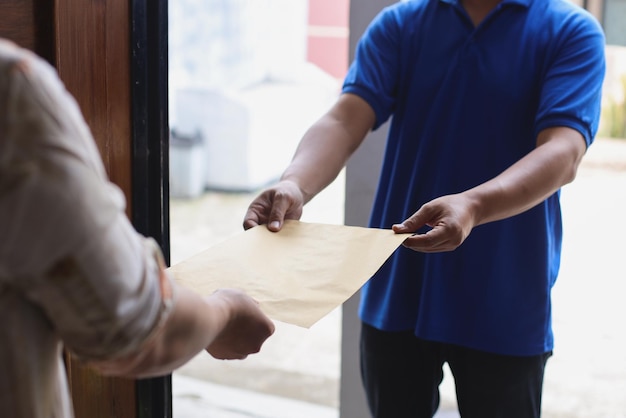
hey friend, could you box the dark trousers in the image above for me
[360,323,552,418]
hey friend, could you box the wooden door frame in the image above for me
[57,0,172,415]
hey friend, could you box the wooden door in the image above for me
[55,1,136,417]
[0,0,170,416]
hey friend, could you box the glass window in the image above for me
[168,1,349,416]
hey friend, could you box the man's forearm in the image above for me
[281,118,357,203]
[281,93,375,203]
[467,127,586,226]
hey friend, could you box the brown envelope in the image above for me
[168,220,410,328]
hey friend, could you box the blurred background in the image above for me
[168,1,626,417]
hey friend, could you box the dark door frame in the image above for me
[130,0,172,417]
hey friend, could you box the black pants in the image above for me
[360,323,552,418]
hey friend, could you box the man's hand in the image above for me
[394,127,587,253]
[204,289,275,360]
[243,180,305,232]
[392,193,479,253]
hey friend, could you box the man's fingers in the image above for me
[403,229,440,250]
[393,205,433,233]
[243,199,269,230]
[402,225,459,253]
[242,217,259,231]
[242,182,304,232]
[266,190,298,231]
[267,206,285,231]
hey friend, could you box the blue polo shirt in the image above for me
[344,0,605,355]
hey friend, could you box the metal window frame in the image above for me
[130,0,172,416]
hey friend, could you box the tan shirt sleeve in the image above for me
[0,39,174,361]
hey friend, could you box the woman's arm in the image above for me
[92,285,275,378]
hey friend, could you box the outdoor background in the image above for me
[167,1,626,416]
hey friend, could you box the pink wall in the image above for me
[307,0,350,79]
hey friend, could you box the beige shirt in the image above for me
[0,40,173,418]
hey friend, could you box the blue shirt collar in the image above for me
[439,0,531,8]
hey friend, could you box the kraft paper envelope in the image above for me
[168,220,410,328]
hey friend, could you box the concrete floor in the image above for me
[169,137,626,418]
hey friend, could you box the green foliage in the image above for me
[599,75,626,140]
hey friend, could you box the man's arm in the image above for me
[395,127,587,252]
[243,93,376,231]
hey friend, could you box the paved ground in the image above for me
[170,137,626,417]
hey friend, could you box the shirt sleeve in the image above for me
[0,41,174,361]
[534,11,606,146]
[342,5,404,130]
